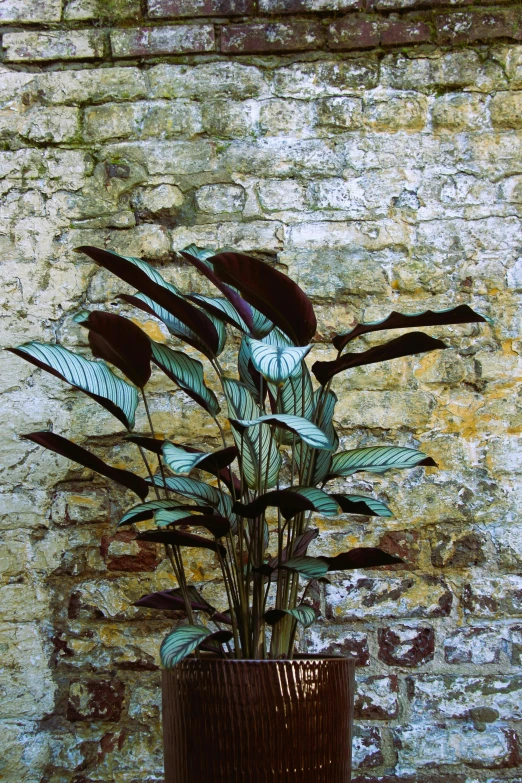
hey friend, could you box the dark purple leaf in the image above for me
[313,332,448,386]
[211,252,316,346]
[267,529,319,572]
[233,490,315,520]
[333,304,488,352]
[75,246,220,356]
[320,547,404,571]
[78,311,151,388]
[23,431,148,499]
[137,528,226,555]
[180,250,254,331]
[134,589,231,625]
[331,495,385,517]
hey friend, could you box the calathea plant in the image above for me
[9,246,488,664]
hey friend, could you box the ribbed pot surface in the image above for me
[162,656,355,783]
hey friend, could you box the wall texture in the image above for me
[1,0,522,780]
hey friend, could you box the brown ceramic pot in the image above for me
[162,655,355,783]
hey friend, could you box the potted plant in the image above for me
[9,245,487,782]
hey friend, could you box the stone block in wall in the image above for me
[375,0,472,7]
[355,675,399,719]
[490,92,522,129]
[0,0,61,21]
[67,678,125,721]
[3,31,105,62]
[221,21,325,53]
[407,675,522,722]
[363,91,428,131]
[378,625,435,667]
[223,139,344,178]
[259,99,316,137]
[431,92,486,131]
[326,574,452,622]
[148,0,253,16]
[315,97,363,130]
[64,0,141,20]
[443,625,506,665]
[335,390,434,429]
[111,25,215,57]
[381,50,506,93]
[462,576,522,617]
[201,100,255,138]
[380,17,431,46]
[271,59,378,98]
[353,726,384,770]
[394,724,520,769]
[300,625,370,665]
[195,184,246,214]
[149,62,269,100]
[33,67,149,105]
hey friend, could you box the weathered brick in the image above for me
[3,31,105,62]
[328,15,380,51]
[431,529,486,568]
[381,50,506,93]
[223,139,344,178]
[375,0,472,8]
[380,17,432,46]
[444,625,505,665]
[490,92,522,129]
[260,0,361,11]
[408,675,522,722]
[221,21,325,53]
[378,625,435,667]
[201,100,254,137]
[67,678,125,721]
[100,530,162,572]
[110,25,215,57]
[64,0,141,20]
[259,99,315,136]
[326,574,452,621]
[355,675,399,719]
[394,724,520,769]
[436,8,522,46]
[148,0,252,16]
[32,67,149,105]
[0,0,61,21]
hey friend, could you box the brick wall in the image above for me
[1,0,522,780]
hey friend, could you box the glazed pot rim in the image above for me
[164,654,356,665]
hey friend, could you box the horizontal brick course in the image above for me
[436,7,522,44]
[0,0,62,22]
[110,25,215,57]
[221,21,325,53]
[259,0,362,12]
[147,0,253,17]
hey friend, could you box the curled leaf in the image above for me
[264,605,318,629]
[320,548,404,571]
[137,528,226,556]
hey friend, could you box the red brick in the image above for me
[355,675,399,719]
[259,0,363,13]
[100,530,162,573]
[378,625,435,667]
[147,0,253,17]
[328,15,380,51]
[381,17,432,46]
[374,0,472,8]
[436,8,522,45]
[221,21,325,53]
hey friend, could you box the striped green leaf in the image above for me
[118,499,209,527]
[248,338,311,386]
[329,446,436,478]
[223,377,281,490]
[160,624,211,668]
[154,508,202,527]
[281,556,329,580]
[291,487,340,517]
[187,294,249,333]
[181,244,216,266]
[230,414,333,451]
[296,389,338,483]
[162,442,236,477]
[238,336,264,402]
[155,510,231,536]
[150,475,238,531]
[150,341,220,417]
[272,357,314,446]
[264,605,318,629]
[333,494,393,517]
[9,342,138,429]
